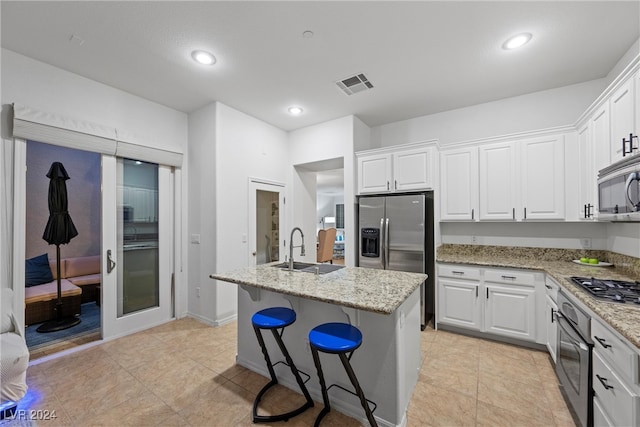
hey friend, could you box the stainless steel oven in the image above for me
[555,290,593,427]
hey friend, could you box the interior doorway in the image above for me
[316,168,345,264]
[249,179,285,266]
[24,141,102,359]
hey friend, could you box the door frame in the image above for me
[248,178,285,267]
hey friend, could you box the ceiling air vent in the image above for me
[336,73,374,96]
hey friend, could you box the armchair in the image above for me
[316,228,337,263]
[1,288,29,419]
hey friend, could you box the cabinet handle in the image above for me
[513,208,515,220]
[551,308,555,323]
[545,284,552,289]
[622,133,638,157]
[395,180,397,190]
[596,374,614,390]
[584,204,588,219]
[472,208,475,220]
[486,288,489,299]
[476,287,478,298]
[501,275,517,280]
[452,271,465,275]
[387,181,389,190]
[594,336,612,349]
[524,207,527,219]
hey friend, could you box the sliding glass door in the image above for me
[101,155,174,339]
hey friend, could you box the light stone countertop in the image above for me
[436,244,640,350]
[210,263,427,315]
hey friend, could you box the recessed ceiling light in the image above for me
[503,33,532,50]
[191,50,216,65]
[288,106,303,115]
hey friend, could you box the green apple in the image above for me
[588,258,599,264]
[580,257,589,263]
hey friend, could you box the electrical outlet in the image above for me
[196,287,201,298]
[580,238,592,249]
[471,235,477,244]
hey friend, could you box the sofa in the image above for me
[24,255,101,325]
[1,288,29,414]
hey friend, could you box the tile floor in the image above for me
[7,317,576,426]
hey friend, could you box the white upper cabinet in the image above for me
[591,103,611,175]
[440,146,478,221]
[610,77,637,163]
[393,146,435,192]
[577,123,596,219]
[358,153,392,194]
[476,134,565,221]
[520,135,565,220]
[479,142,518,220]
[357,143,435,195]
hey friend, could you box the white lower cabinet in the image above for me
[591,317,640,427]
[438,277,481,330]
[484,283,536,341]
[437,263,543,344]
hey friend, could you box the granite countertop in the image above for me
[436,244,640,350]
[210,263,427,315]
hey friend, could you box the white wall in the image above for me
[188,102,290,324]
[288,116,358,266]
[370,79,606,149]
[1,49,186,151]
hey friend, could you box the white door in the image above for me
[393,146,434,191]
[358,153,392,194]
[101,155,174,339]
[484,284,536,342]
[520,135,565,220]
[479,141,518,220]
[440,147,479,221]
[437,278,481,330]
[248,179,285,266]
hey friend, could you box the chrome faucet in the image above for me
[289,227,305,270]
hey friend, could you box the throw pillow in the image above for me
[25,253,54,287]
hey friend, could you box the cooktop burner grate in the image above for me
[570,276,640,304]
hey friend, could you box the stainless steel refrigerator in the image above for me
[357,192,434,329]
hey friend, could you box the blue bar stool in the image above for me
[251,307,314,423]
[309,322,378,427]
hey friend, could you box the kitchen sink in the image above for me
[272,262,344,274]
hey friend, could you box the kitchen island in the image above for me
[210,263,427,427]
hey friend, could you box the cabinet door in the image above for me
[484,283,536,342]
[437,278,481,330]
[479,141,518,220]
[520,135,565,220]
[545,294,558,363]
[610,78,635,163]
[577,123,596,219]
[440,147,478,221]
[358,153,392,194]
[393,146,434,191]
[591,103,611,174]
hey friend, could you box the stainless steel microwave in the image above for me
[598,155,640,221]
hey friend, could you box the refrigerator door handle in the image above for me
[379,217,386,269]
[384,218,390,270]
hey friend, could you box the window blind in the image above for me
[12,103,183,166]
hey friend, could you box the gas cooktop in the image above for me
[570,276,640,304]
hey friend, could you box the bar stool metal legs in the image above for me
[309,322,378,427]
[251,307,314,423]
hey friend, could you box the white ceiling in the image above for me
[2,1,639,134]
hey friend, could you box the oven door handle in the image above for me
[556,312,589,351]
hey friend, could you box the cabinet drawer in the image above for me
[437,264,481,280]
[592,318,640,384]
[484,269,536,286]
[592,350,639,427]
